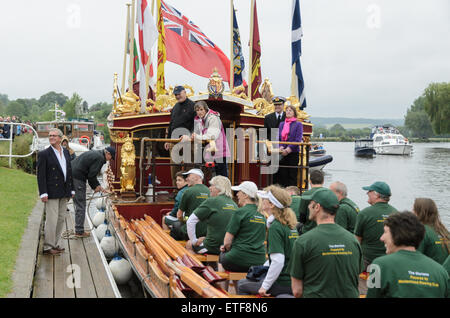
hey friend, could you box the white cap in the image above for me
[257,190,285,209]
[231,181,258,198]
[182,168,204,179]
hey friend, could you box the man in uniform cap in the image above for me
[264,96,286,141]
[354,181,397,275]
[290,188,363,298]
[164,86,196,184]
[71,147,115,238]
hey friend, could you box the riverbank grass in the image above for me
[0,167,37,297]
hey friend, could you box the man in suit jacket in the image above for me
[37,128,75,255]
[264,96,286,141]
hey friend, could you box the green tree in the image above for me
[6,101,27,118]
[404,96,434,138]
[329,124,346,137]
[63,93,82,119]
[423,82,450,135]
[38,91,69,108]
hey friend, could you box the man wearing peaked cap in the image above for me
[264,96,286,141]
[289,188,363,298]
[354,181,397,295]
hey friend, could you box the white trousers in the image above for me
[43,198,68,251]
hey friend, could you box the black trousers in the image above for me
[274,152,299,187]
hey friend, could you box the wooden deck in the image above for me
[32,211,119,298]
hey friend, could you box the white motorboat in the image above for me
[371,125,413,155]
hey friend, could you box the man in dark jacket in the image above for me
[164,86,196,183]
[37,128,75,255]
[71,146,115,237]
[264,96,286,141]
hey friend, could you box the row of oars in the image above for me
[123,215,227,298]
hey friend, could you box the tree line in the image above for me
[0,91,112,142]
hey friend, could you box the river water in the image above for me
[319,142,450,228]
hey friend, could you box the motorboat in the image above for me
[371,125,413,155]
[309,154,333,171]
[354,139,376,158]
[310,143,326,156]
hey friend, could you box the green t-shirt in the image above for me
[179,183,210,238]
[298,187,324,233]
[289,223,363,298]
[354,202,396,263]
[290,195,301,222]
[443,255,450,278]
[224,204,267,268]
[194,195,238,254]
[367,250,449,298]
[267,219,299,286]
[417,225,449,265]
[335,197,359,233]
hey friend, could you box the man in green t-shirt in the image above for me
[290,188,363,298]
[186,176,237,254]
[354,181,396,269]
[286,186,301,222]
[170,168,210,240]
[298,170,324,234]
[367,212,449,298]
[329,181,359,233]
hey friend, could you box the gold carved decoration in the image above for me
[120,135,136,193]
[110,131,131,144]
[260,78,274,103]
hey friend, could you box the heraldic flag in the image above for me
[251,0,262,100]
[291,0,307,109]
[160,0,231,83]
[232,5,245,87]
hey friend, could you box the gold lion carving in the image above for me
[120,136,136,193]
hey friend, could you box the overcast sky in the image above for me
[1,0,449,118]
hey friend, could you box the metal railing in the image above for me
[0,122,39,168]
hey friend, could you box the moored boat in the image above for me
[371,125,413,155]
[354,139,376,158]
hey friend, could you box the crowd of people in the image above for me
[35,85,449,298]
[163,168,449,298]
[0,115,34,139]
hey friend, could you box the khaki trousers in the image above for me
[43,198,68,251]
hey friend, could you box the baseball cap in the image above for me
[105,146,116,159]
[182,168,204,179]
[301,188,339,213]
[173,85,185,95]
[362,181,391,196]
[231,181,258,198]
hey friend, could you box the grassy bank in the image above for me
[0,134,36,173]
[0,167,38,297]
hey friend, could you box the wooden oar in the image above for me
[166,261,227,298]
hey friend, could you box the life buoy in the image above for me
[79,135,90,145]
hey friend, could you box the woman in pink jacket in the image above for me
[192,101,230,177]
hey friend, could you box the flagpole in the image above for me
[128,0,137,92]
[122,3,131,95]
[229,0,234,91]
[248,0,255,99]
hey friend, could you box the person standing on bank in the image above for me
[37,128,75,255]
[354,181,397,270]
[71,147,115,238]
[367,212,449,298]
[275,105,303,187]
[290,188,363,298]
[191,101,230,177]
[164,86,196,182]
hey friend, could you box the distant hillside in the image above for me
[310,117,404,129]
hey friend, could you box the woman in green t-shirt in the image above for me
[413,198,450,264]
[238,185,299,297]
[219,181,266,273]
